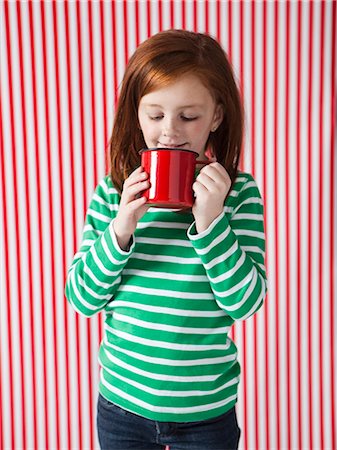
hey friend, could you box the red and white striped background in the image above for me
[0,1,336,449]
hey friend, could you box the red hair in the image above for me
[109,29,243,193]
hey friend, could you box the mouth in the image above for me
[157,143,188,149]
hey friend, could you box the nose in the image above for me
[162,117,179,137]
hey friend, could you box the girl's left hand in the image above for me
[192,162,231,233]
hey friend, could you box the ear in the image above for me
[211,104,224,132]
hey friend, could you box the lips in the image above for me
[158,142,187,148]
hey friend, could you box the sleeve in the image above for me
[187,174,267,321]
[65,177,135,317]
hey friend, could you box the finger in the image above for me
[124,168,148,189]
[122,180,150,202]
[199,164,231,185]
[195,171,217,189]
[192,180,208,196]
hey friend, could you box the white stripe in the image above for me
[137,221,190,230]
[78,275,112,300]
[234,229,265,239]
[122,269,208,282]
[193,226,231,256]
[238,274,267,321]
[231,197,263,216]
[99,178,118,196]
[83,223,102,236]
[136,237,192,247]
[241,245,265,257]
[102,361,239,397]
[69,270,101,311]
[208,252,246,284]
[118,284,214,300]
[81,239,95,248]
[83,264,113,289]
[212,268,254,298]
[106,300,227,318]
[221,269,258,312]
[91,246,123,276]
[131,252,202,265]
[231,213,264,221]
[92,192,119,211]
[87,208,111,223]
[203,241,239,270]
[103,337,233,366]
[101,232,128,265]
[103,347,220,382]
[113,312,230,335]
[101,372,237,414]
[233,229,265,240]
[105,325,231,351]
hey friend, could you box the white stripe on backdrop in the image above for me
[0,1,335,449]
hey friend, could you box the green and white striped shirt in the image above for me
[65,171,267,422]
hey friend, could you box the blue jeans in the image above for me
[97,394,241,450]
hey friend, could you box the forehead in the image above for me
[140,74,215,107]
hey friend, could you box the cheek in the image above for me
[190,123,211,142]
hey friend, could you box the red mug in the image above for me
[139,148,210,208]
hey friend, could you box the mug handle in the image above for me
[196,159,212,165]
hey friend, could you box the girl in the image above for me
[65,30,267,450]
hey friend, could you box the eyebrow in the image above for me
[143,103,203,109]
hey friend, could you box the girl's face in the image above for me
[138,74,223,159]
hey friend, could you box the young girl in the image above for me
[65,30,267,450]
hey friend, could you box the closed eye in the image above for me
[181,116,198,121]
[149,116,163,121]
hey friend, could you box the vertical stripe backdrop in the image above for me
[0,1,335,449]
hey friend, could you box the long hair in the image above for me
[109,29,244,194]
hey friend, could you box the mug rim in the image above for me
[139,147,199,157]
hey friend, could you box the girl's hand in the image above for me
[192,163,231,233]
[113,166,150,250]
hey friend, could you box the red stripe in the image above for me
[238,3,248,449]
[40,2,61,447]
[123,1,129,67]
[181,0,186,29]
[27,3,50,447]
[227,1,232,60]
[111,1,118,108]
[63,2,78,445]
[170,0,174,29]
[51,3,70,447]
[88,3,97,447]
[99,3,108,154]
[250,3,262,446]
[76,2,90,447]
[285,2,294,448]
[147,0,151,37]
[0,48,14,450]
[307,3,314,448]
[261,1,271,445]
[16,3,38,448]
[216,1,221,41]
[158,0,163,31]
[227,1,234,366]
[4,3,27,448]
[27,5,45,446]
[52,2,75,448]
[193,0,197,31]
[135,0,140,47]
[295,3,303,448]
[330,2,336,449]
[318,3,326,448]
[205,0,209,34]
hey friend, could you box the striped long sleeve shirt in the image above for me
[65,171,267,422]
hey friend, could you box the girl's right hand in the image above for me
[113,166,150,250]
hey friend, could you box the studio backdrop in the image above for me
[0,1,336,449]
